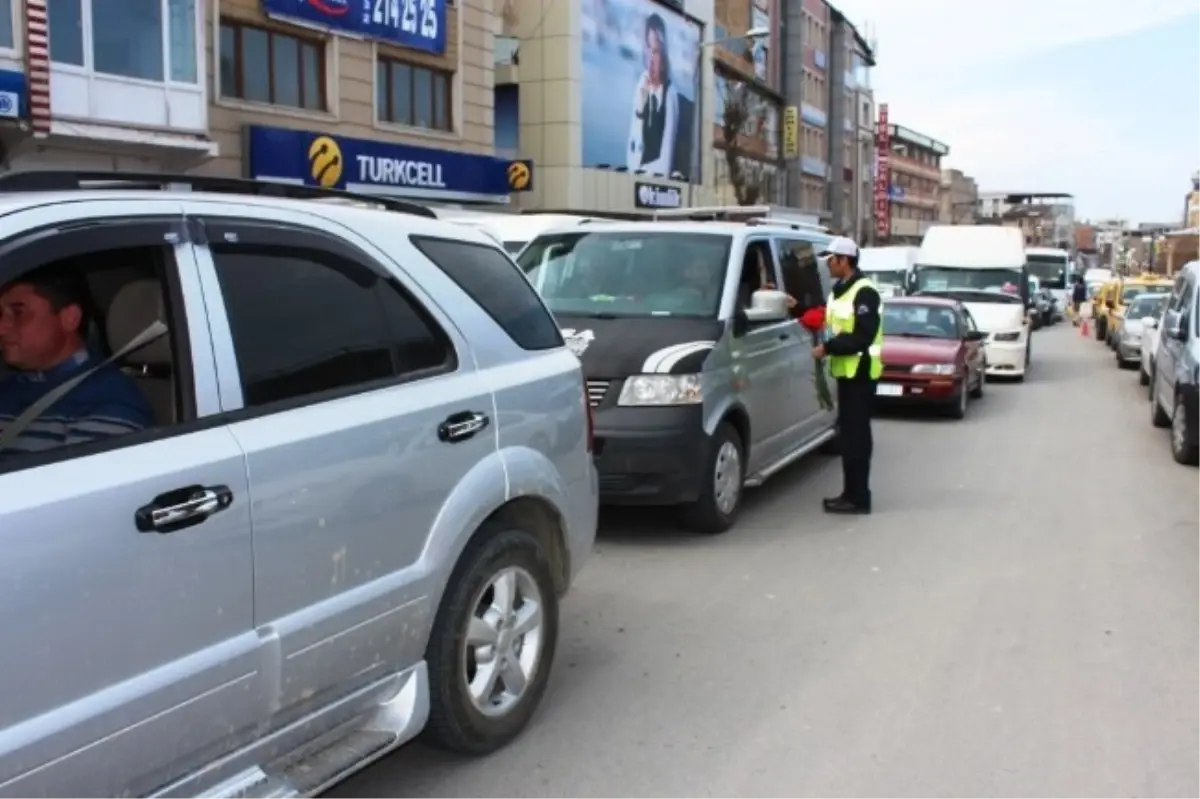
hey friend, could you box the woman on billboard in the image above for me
[626,12,680,177]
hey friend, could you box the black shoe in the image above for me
[823,497,871,515]
[822,495,848,511]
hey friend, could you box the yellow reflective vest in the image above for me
[826,277,883,380]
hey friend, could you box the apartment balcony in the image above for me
[889,153,941,181]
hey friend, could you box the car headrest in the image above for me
[106,280,171,366]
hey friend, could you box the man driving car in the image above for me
[0,269,153,458]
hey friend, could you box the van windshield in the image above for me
[913,266,1026,303]
[1026,255,1067,289]
[865,269,908,290]
[516,231,733,318]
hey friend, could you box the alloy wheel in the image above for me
[462,566,545,718]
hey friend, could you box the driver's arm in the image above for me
[825,286,881,356]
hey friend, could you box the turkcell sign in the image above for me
[247,125,519,199]
[262,0,446,55]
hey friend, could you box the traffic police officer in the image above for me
[811,236,882,514]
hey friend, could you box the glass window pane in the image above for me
[389,62,411,124]
[431,72,448,130]
[413,68,432,129]
[219,23,236,96]
[376,59,387,119]
[93,0,164,81]
[241,27,271,103]
[168,0,197,82]
[271,34,300,108]
[49,0,84,66]
[0,0,13,49]
[301,43,322,110]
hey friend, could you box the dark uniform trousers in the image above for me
[836,376,875,507]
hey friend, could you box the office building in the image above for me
[884,122,948,243]
[824,6,874,237]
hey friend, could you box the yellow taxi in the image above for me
[1092,279,1121,343]
[1105,275,1173,349]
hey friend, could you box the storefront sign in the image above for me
[0,69,27,120]
[875,103,891,240]
[262,0,446,55]
[246,125,531,202]
[782,106,799,160]
[634,182,683,209]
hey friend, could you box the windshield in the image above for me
[1122,283,1171,304]
[866,269,908,289]
[913,266,1025,303]
[1126,295,1168,319]
[882,304,960,339]
[1026,255,1068,289]
[516,231,733,318]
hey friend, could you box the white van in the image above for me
[437,211,610,256]
[913,225,1032,380]
[1025,246,1070,313]
[859,246,918,298]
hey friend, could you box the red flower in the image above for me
[799,305,826,332]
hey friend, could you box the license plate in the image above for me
[876,383,904,397]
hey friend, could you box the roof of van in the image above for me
[1025,246,1069,257]
[442,213,611,243]
[526,220,834,243]
[860,246,918,272]
[917,225,1025,268]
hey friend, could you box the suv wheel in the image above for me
[680,422,743,534]
[1150,376,1171,428]
[1171,394,1198,465]
[423,526,558,755]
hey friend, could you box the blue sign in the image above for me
[262,0,446,56]
[246,125,531,199]
[801,156,826,178]
[888,186,905,201]
[800,103,826,128]
[0,69,27,120]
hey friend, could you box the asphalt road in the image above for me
[333,323,1199,798]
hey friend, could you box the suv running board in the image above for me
[743,427,837,488]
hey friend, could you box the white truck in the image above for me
[1025,246,1070,321]
[859,245,918,298]
[913,225,1032,381]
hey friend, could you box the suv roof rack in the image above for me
[650,205,829,232]
[0,170,438,219]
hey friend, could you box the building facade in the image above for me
[884,122,947,244]
[824,7,873,237]
[938,168,977,225]
[781,0,831,218]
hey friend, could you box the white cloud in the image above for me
[833,0,1200,221]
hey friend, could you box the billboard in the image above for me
[874,103,891,240]
[261,0,446,55]
[581,0,702,183]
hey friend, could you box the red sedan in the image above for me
[876,296,987,419]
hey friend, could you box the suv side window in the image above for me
[411,236,563,351]
[211,243,453,408]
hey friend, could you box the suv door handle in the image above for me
[438,411,490,443]
[136,485,233,534]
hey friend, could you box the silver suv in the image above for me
[0,172,598,797]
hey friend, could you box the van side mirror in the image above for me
[744,290,789,323]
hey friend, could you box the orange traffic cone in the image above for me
[1080,318,1089,337]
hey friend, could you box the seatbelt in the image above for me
[0,320,168,452]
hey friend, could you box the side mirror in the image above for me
[965,330,986,341]
[1164,310,1187,341]
[744,289,789,323]
[1144,316,1159,329]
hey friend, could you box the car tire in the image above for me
[1171,394,1199,466]
[1139,365,1150,386]
[1150,375,1171,428]
[1095,320,1106,341]
[680,421,743,534]
[969,367,984,399]
[946,385,968,419]
[422,525,559,756]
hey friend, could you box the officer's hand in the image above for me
[811,344,826,359]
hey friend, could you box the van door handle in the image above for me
[438,411,490,443]
[136,485,233,534]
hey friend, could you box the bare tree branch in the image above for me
[720,77,767,207]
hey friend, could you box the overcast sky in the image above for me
[833,0,1200,224]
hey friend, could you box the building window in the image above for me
[49,0,197,83]
[376,57,452,131]
[220,20,325,111]
[0,0,12,49]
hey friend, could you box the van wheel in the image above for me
[1171,395,1198,465]
[422,525,559,755]
[680,422,743,534]
[1150,376,1171,428]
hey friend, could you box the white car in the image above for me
[1138,298,1172,385]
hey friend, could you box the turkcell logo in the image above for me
[0,91,16,119]
[305,0,348,16]
[355,155,447,189]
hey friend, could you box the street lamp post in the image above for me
[688,27,769,208]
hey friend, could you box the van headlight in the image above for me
[618,374,703,406]
[993,331,1022,342]
[911,363,956,375]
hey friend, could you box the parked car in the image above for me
[1116,293,1170,369]
[1149,260,1199,465]
[516,217,840,534]
[876,296,987,419]
[0,171,598,796]
[1105,275,1173,349]
[1140,301,1170,386]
